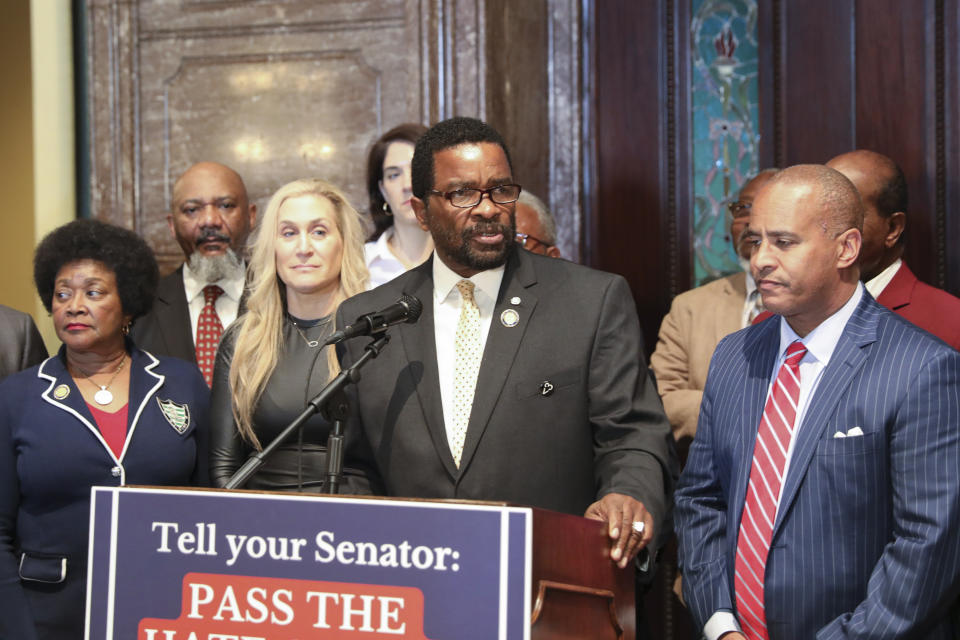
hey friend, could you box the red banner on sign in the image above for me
[138,572,433,639]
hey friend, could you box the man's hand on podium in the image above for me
[584,493,654,569]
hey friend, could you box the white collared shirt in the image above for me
[364,229,408,289]
[704,283,864,640]
[773,282,863,494]
[181,260,246,345]
[431,252,505,454]
[864,258,902,299]
[741,268,761,328]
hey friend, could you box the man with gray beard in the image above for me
[132,162,256,385]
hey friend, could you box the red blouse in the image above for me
[87,403,129,459]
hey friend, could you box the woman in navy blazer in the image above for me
[0,220,210,640]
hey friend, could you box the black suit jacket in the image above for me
[0,304,47,381]
[338,248,677,529]
[131,267,196,363]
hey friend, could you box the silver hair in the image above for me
[186,247,243,284]
[516,190,557,245]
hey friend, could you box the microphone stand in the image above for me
[224,333,391,491]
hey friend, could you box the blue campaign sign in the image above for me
[86,487,532,640]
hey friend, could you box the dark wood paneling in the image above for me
[593,2,960,638]
[485,0,550,204]
[591,0,691,354]
[590,2,697,639]
[759,0,959,294]
[782,0,855,162]
[944,0,960,293]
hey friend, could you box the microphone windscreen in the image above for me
[400,294,423,323]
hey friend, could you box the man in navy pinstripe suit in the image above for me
[676,164,960,639]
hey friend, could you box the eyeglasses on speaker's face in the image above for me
[427,184,522,208]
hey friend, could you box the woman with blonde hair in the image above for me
[209,178,368,490]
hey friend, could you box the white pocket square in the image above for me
[833,426,864,438]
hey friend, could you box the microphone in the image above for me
[324,294,423,345]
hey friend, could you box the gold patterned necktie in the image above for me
[451,279,482,467]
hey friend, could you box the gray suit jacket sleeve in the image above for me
[0,305,48,381]
[590,275,676,535]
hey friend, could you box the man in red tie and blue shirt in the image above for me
[675,164,960,639]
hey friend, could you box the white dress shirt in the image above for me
[704,284,865,640]
[864,258,902,299]
[741,269,761,328]
[181,260,246,344]
[364,229,408,289]
[430,253,505,456]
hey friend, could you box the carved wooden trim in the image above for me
[418,0,486,121]
[771,0,784,168]
[531,579,624,639]
[86,0,139,228]
[665,0,678,299]
[934,0,946,286]
[581,0,598,264]
[547,0,585,263]
[419,0,441,122]
[140,18,406,41]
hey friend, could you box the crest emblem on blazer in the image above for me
[156,398,191,434]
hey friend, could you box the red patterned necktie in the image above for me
[734,340,807,640]
[195,285,224,387]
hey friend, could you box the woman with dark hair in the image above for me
[0,219,209,639]
[364,122,432,288]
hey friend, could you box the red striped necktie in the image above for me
[734,340,807,639]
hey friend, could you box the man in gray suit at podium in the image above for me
[339,117,677,569]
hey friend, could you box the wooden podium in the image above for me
[528,507,635,639]
[86,487,634,639]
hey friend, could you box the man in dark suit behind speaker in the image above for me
[827,149,960,350]
[338,116,677,570]
[132,162,256,379]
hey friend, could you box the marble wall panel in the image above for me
[84,0,586,271]
[136,31,411,265]
[138,0,409,32]
[88,0,433,272]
